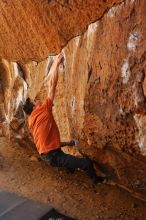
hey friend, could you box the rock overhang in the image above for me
[0,0,123,63]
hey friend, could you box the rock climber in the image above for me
[23,53,107,184]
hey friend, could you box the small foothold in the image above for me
[30,155,39,162]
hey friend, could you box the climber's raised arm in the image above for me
[47,53,63,101]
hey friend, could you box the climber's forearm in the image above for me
[47,53,63,101]
[47,72,58,101]
[44,53,63,83]
[44,60,58,82]
[50,67,59,85]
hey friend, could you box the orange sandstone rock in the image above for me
[0,0,123,62]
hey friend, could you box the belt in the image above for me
[41,148,61,156]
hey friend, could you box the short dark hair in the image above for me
[23,98,34,115]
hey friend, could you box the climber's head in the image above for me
[23,97,41,115]
[23,98,34,115]
[23,97,40,115]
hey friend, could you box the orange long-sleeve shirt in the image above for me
[29,97,60,154]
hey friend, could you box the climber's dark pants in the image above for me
[40,148,98,181]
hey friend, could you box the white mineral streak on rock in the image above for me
[86,21,98,54]
[75,36,80,47]
[13,62,28,110]
[70,36,80,72]
[23,80,28,101]
[134,114,146,156]
[121,59,130,84]
[62,35,80,81]
[6,62,28,117]
[87,22,98,35]
[107,6,117,18]
[16,85,28,113]
[127,32,139,52]
[5,101,11,123]
[13,62,19,78]
[15,87,23,111]
[74,36,80,51]
[107,1,126,18]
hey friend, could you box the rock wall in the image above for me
[0,0,146,201]
[63,0,146,200]
[63,0,146,158]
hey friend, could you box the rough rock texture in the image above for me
[62,0,146,201]
[0,0,146,211]
[0,0,124,62]
[1,137,146,220]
